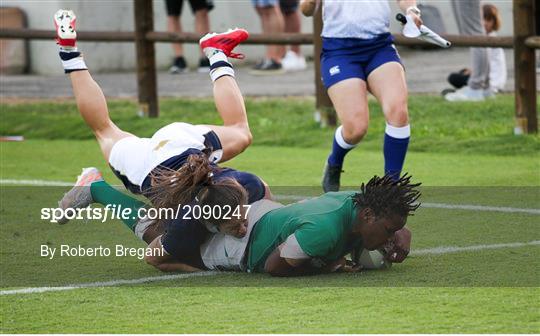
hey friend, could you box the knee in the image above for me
[236,124,253,150]
[341,122,368,144]
[241,130,253,149]
[384,102,409,126]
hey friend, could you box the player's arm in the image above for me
[144,235,202,272]
[264,234,341,277]
[300,0,320,17]
[396,0,422,27]
[264,249,343,277]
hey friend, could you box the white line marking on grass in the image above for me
[274,195,540,215]
[421,202,540,215]
[411,240,540,256]
[0,179,72,187]
[0,271,218,296]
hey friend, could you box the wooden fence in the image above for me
[0,0,537,133]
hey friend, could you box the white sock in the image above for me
[208,50,228,65]
[335,126,356,149]
[59,49,87,73]
[207,50,234,82]
[385,123,411,139]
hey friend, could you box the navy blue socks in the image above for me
[327,126,356,167]
[383,123,410,180]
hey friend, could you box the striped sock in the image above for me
[59,49,87,74]
[208,50,234,82]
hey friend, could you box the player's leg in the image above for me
[198,28,253,162]
[54,10,133,160]
[320,49,369,192]
[69,71,134,159]
[366,61,410,180]
[322,79,369,192]
[57,167,160,243]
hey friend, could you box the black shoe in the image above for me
[169,56,188,74]
[198,57,210,73]
[322,163,343,192]
[250,58,284,75]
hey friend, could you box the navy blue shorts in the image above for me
[160,168,266,261]
[321,33,402,89]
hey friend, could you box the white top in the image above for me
[322,0,390,39]
[487,32,507,91]
[199,200,284,271]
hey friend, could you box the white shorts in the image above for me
[108,122,223,192]
[199,199,283,271]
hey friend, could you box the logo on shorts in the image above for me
[329,65,340,76]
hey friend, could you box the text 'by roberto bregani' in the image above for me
[40,244,165,260]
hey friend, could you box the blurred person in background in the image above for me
[251,0,286,74]
[165,0,214,73]
[280,0,307,72]
[444,0,490,101]
[445,3,506,96]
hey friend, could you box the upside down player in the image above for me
[54,10,271,270]
[72,174,419,276]
[300,0,422,192]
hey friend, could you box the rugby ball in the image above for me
[358,249,392,270]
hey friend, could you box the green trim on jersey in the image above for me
[247,191,362,273]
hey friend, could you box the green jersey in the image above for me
[247,191,362,273]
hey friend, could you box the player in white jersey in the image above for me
[301,0,422,192]
[54,10,260,239]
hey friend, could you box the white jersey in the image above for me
[109,122,222,189]
[199,200,283,271]
[322,0,391,39]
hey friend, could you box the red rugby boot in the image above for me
[54,9,77,49]
[199,28,249,59]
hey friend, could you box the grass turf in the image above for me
[1,96,539,333]
[1,95,539,156]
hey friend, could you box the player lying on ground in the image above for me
[54,10,266,240]
[64,172,418,275]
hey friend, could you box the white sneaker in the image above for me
[484,87,497,99]
[57,167,103,224]
[444,86,485,102]
[282,50,307,72]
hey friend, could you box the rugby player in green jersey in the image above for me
[68,174,419,276]
[245,174,420,276]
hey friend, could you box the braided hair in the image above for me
[353,173,421,218]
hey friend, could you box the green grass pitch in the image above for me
[1,95,539,333]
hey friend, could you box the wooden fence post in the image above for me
[513,0,537,134]
[134,0,159,117]
[313,6,336,127]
